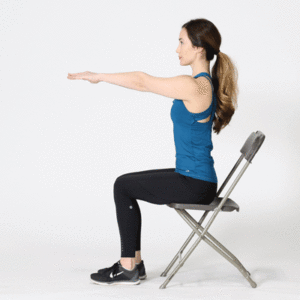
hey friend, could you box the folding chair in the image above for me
[160,130,265,289]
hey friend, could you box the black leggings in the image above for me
[113,168,218,257]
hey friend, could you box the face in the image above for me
[176,27,201,65]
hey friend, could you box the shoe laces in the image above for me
[111,261,122,277]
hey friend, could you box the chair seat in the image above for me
[167,197,239,212]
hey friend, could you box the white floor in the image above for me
[1,240,299,300]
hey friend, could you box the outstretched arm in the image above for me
[98,71,203,101]
[68,71,203,101]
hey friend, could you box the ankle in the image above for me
[135,251,142,264]
[120,258,135,270]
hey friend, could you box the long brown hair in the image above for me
[182,18,239,134]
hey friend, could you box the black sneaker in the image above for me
[91,260,140,285]
[97,260,147,280]
[135,260,147,280]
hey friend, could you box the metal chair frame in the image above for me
[159,131,265,289]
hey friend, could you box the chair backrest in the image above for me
[240,131,265,163]
[216,130,266,199]
[189,131,266,240]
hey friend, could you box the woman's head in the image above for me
[176,27,203,67]
[177,19,221,66]
[179,18,239,135]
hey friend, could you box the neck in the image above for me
[191,59,210,77]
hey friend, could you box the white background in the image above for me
[1,0,300,299]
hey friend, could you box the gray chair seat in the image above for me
[167,197,239,212]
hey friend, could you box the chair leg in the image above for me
[159,209,257,289]
[159,211,210,289]
[160,211,209,277]
[197,223,251,275]
[176,209,257,288]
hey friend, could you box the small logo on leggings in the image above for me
[129,206,133,209]
[186,170,190,172]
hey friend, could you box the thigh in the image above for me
[115,168,204,205]
[117,168,175,180]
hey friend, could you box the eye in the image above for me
[180,41,183,44]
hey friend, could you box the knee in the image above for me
[113,175,127,192]
[113,176,131,206]
[114,173,126,183]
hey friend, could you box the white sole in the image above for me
[91,279,140,286]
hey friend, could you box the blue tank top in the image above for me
[171,72,218,184]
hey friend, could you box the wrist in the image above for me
[96,73,103,82]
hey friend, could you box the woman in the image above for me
[68,18,238,286]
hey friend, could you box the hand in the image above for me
[67,71,101,84]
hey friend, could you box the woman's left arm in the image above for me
[68,71,200,101]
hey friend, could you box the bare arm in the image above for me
[97,71,145,92]
[96,71,204,102]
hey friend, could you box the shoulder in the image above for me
[142,72,204,101]
[194,76,212,96]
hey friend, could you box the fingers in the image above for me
[68,73,80,80]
